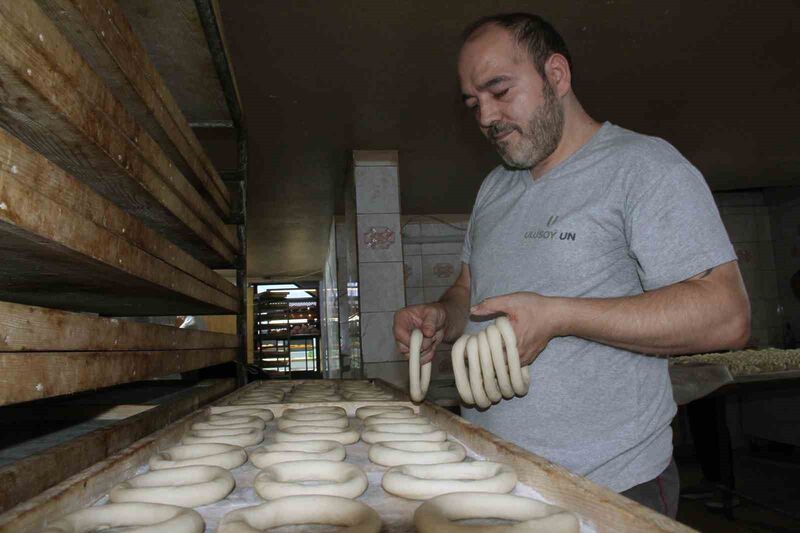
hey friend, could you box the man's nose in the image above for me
[477,100,501,129]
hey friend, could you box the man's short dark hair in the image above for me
[462,13,573,78]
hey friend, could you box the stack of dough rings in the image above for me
[40,503,205,533]
[452,316,532,408]
[408,329,432,402]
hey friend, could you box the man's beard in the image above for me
[489,81,564,170]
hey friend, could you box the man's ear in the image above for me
[545,53,571,97]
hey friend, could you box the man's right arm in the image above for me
[393,263,471,363]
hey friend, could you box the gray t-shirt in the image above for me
[461,122,735,492]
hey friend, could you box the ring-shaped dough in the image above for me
[249,440,346,468]
[382,462,517,500]
[275,426,360,445]
[192,416,266,431]
[368,440,466,467]
[414,492,580,533]
[217,495,381,533]
[486,324,514,399]
[109,465,235,507]
[496,316,529,396]
[409,329,432,402]
[277,416,349,430]
[210,408,274,421]
[149,443,247,470]
[282,406,347,419]
[361,428,447,444]
[478,330,503,402]
[254,460,368,500]
[40,503,204,533]
[355,405,413,419]
[183,427,263,447]
[466,335,492,408]
[451,335,475,405]
[343,393,396,400]
[366,423,438,434]
[363,414,431,426]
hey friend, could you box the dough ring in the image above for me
[210,408,274,421]
[409,328,432,402]
[414,492,580,533]
[249,440,346,468]
[40,503,204,533]
[193,416,266,431]
[361,427,446,444]
[368,440,466,467]
[148,443,247,470]
[367,423,438,434]
[355,405,413,419]
[382,462,517,500]
[109,465,235,507]
[183,427,264,447]
[281,411,347,423]
[254,460,368,499]
[275,426,360,445]
[363,414,431,426]
[277,416,349,430]
[283,406,347,417]
[217,495,381,533]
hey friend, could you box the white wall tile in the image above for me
[359,262,405,312]
[420,221,468,238]
[405,287,425,306]
[361,311,403,363]
[422,254,461,287]
[403,243,422,256]
[424,286,448,302]
[357,213,402,262]
[355,166,400,214]
[421,242,463,255]
[401,223,420,238]
[404,254,422,288]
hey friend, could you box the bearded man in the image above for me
[393,13,750,518]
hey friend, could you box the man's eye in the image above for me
[494,88,509,98]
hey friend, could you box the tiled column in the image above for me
[353,150,407,387]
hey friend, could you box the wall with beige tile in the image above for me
[765,186,800,347]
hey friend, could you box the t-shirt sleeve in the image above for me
[626,161,736,291]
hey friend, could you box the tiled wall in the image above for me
[765,186,800,346]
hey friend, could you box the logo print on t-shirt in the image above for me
[524,214,576,241]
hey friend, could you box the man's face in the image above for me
[458,25,564,170]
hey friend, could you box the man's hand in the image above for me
[470,292,563,366]
[394,303,448,364]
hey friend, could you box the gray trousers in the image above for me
[621,458,680,519]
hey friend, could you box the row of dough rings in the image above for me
[451,316,531,408]
[193,416,266,431]
[409,328,432,402]
[343,393,395,400]
[277,416,349,430]
[355,405,413,419]
[41,503,204,533]
[110,465,235,508]
[382,462,517,500]
[218,495,381,533]
[363,414,431,426]
[361,428,447,444]
[149,443,247,470]
[281,412,346,423]
[238,392,283,399]
[414,492,580,533]
[249,440,346,468]
[283,406,346,417]
[210,407,274,421]
[367,423,437,434]
[254,460,368,500]
[276,426,360,445]
[368,441,466,467]
[183,427,264,447]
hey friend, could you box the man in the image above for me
[393,13,750,518]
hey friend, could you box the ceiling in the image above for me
[213,0,799,280]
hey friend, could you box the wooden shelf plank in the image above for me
[37,0,232,219]
[0,378,236,516]
[0,2,237,267]
[0,301,239,352]
[0,348,237,406]
[0,129,238,315]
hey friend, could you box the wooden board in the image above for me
[0,301,239,352]
[116,0,231,123]
[0,348,237,405]
[0,128,236,300]
[36,0,232,218]
[0,378,236,517]
[0,132,238,315]
[0,2,238,267]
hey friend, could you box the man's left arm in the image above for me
[470,260,750,363]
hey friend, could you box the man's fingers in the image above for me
[470,295,511,316]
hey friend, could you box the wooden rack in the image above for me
[0,0,247,500]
